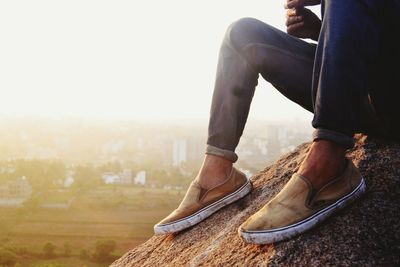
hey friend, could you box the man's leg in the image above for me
[203,18,316,189]
[239,0,380,244]
[154,18,317,234]
[300,0,382,189]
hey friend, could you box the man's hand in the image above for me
[285,8,321,41]
[284,0,321,9]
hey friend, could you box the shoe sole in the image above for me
[154,179,253,234]
[239,177,366,244]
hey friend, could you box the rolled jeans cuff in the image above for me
[312,128,355,149]
[205,144,238,163]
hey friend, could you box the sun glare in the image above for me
[0,0,317,121]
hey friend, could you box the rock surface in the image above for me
[112,135,400,267]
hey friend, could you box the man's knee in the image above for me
[224,17,271,51]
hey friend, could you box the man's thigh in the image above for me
[229,18,316,112]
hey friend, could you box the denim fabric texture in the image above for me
[206,0,400,162]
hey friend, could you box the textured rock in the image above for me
[112,135,400,267]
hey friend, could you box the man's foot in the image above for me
[154,156,252,234]
[298,140,347,190]
[238,159,366,244]
[197,154,234,190]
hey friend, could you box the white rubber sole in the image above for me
[154,179,252,235]
[239,178,366,244]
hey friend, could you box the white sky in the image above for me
[0,1,318,122]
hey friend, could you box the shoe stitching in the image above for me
[168,167,239,221]
[307,159,353,209]
[310,161,353,209]
[198,166,236,203]
[295,173,316,209]
[314,159,350,194]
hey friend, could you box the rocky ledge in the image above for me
[112,134,400,266]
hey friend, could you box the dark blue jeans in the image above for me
[206,0,400,163]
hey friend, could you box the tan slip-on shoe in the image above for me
[154,166,252,234]
[238,159,366,244]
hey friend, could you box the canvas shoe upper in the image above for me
[154,166,252,234]
[239,159,366,244]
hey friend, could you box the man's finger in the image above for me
[285,0,301,9]
[285,15,303,26]
[286,8,298,18]
[287,21,305,35]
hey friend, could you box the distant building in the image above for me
[102,172,120,184]
[172,138,187,166]
[0,176,32,207]
[134,170,146,185]
[120,169,133,184]
[101,169,134,185]
[172,137,205,166]
[254,138,268,156]
[186,136,206,162]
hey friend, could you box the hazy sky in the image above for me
[0,1,319,122]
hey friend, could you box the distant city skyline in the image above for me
[0,1,319,122]
[0,116,313,167]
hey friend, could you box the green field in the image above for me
[0,186,185,267]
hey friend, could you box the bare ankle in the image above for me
[197,154,233,189]
[298,140,347,190]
